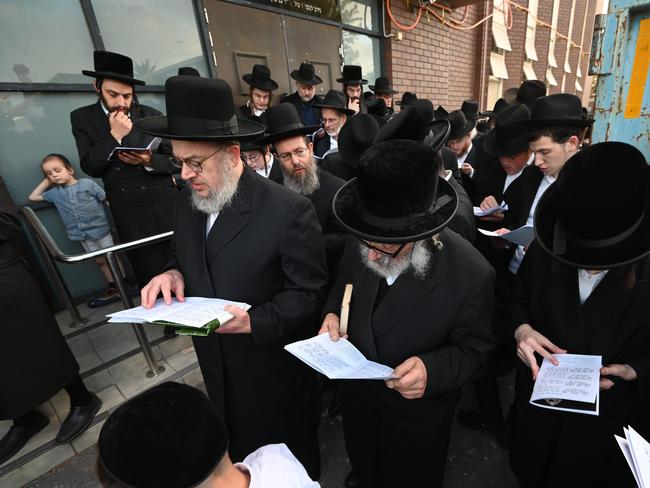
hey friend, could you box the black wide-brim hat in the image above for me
[337,65,368,85]
[314,90,356,115]
[483,104,531,157]
[98,382,228,488]
[242,64,279,91]
[134,76,265,141]
[396,92,417,107]
[534,142,650,269]
[521,93,593,127]
[256,103,320,145]
[447,110,475,140]
[479,97,508,118]
[82,50,145,86]
[334,140,458,243]
[338,113,379,168]
[291,62,322,85]
[369,77,398,94]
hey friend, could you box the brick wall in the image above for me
[578,0,598,104]
[503,0,529,91]
[533,0,554,82]
[549,0,572,94]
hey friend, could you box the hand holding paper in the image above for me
[478,225,535,247]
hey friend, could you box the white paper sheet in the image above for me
[626,426,650,488]
[107,297,250,328]
[478,225,535,247]
[473,202,508,217]
[284,333,398,380]
[615,435,642,488]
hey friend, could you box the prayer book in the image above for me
[285,333,399,380]
[478,225,535,247]
[108,137,161,161]
[529,354,602,416]
[473,202,508,217]
[615,425,650,488]
[107,297,250,336]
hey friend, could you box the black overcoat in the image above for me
[510,242,650,488]
[169,167,327,478]
[280,92,322,126]
[0,179,78,419]
[322,231,494,487]
[70,100,178,286]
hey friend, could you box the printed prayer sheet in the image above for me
[284,333,399,380]
[478,225,535,247]
[529,354,602,416]
[473,202,508,217]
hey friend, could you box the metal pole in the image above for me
[30,225,89,329]
[105,251,165,378]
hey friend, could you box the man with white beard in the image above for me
[260,103,346,284]
[135,76,327,480]
[280,62,324,126]
[319,139,494,488]
[313,90,355,158]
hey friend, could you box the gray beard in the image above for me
[359,239,433,281]
[282,164,320,196]
[190,164,239,214]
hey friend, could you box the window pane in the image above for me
[91,0,209,85]
[342,31,381,85]
[0,1,95,83]
[340,0,379,32]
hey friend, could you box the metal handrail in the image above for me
[20,206,173,377]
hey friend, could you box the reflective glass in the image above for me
[342,31,381,84]
[340,0,379,32]
[0,0,95,83]
[91,0,209,85]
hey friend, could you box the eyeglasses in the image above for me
[241,152,262,163]
[167,147,225,174]
[276,147,309,162]
[357,238,407,259]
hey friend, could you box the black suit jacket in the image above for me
[510,243,650,487]
[169,167,327,475]
[280,92,322,126]
[237,103,267,126]
[313,135,333,158]
[446,175,476,244]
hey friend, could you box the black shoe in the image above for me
[55,394,101,444]
[164,326,178,338]
[345,469,360,488]
[0,411,49,465]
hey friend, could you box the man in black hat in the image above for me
[96,382,319,487]
[510,142,650,488]
[319,139,494,488]
[238,64,278,123]
[280,62,324,126]
[397,92,417,111]
[337,65,368,114]
[70,50,177,291]
[515,80,546,111]
[369,76,398,115]
[260,104,346,284]
[239,140,282,184]
[313,90,355,158]
[136,76,327,479]
[479,98,509,130]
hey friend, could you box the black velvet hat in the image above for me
[291,62,322,85]
[535,142,650,269]
[461,100,480,122]
[98,382,228,488]
[375,105,450,152]
[178,67,200,76]
[255,103,320,145]
[516,80,547,111]
[338,114,379,168]
[412,99,435,125]
[483,104,531,157]
[242,64,279,91]
[82,50,145,86]
[479,97,509,118]
[366,98,390,120]
[134,76,265,141]
[337,65,368,85]
[521,93,593,127]
[434,105,449,120]
[397,92,417,108]
[333,140,458,243]
[447,110,475,140]
[369,77,398,94]
[313,90,356,115]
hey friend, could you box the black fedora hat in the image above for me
[291,62,322,86]
[516,80,547,111]
[82,50,145,86]
[256,103,320,145]
[178,66,200,76]
[333,140,458,243]
[241,139,268,152]
[434,105,449,120]
[412,99,435,125]
[366,98,390,119]
[337,65,368,85]
[314,90,356,115]
[483,104,531,157]
[396,92,417,108]
[369,76,398,94]
[374,107,429,144]
[522,93,593,127]
[535,142,650,269]
[461,100,479,121]
[447,110,475,140]
[134,76,265,141]
[242,64,278,91]
[479,97,509,118]
[98,382,228,488]
[338,114,379,169]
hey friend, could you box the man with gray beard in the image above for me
[260,104,347,284]
[319,139,494,488]
[135,76,327,480]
